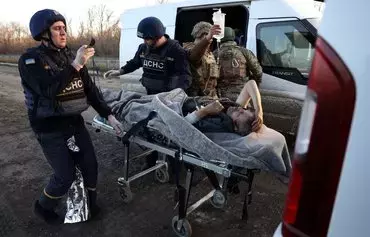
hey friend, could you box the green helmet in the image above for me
[191,21,212,39]
[221,27,235,43]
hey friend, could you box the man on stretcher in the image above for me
[183,79,263,136]
[181,79,265,193]
[96,77,291,185]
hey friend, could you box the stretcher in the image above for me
[87,114,259,237]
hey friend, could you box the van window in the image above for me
[256,20,316,85]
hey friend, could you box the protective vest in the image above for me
[216,42,249,100]
[218,43,247,83]
[140,39,178,93]
[23,46,89,120]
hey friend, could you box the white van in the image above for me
[118,0,322,136]
[273,0,370,236]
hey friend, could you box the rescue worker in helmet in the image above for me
[18,9,122,224]
[213,27,263,101]
[104,16,192,95]
[183,21,221,98]
[212,27,263,130]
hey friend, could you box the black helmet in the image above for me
[29,9,66,41]
[137,17,165,39]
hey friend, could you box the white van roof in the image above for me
[249,0,322,19]
[120,0,321,29]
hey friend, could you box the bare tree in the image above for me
[0,5,120,57]
[0,22,35,54]
[11,22,23,41]
[78,20,85,38]
[66,17,73,37]
[87,8,95,37]
[96,4,114,37]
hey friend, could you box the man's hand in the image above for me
[72,45,95,70]
[202,100,224,116]
[104,69,122,79]
[107,114,123,136]
[206,24,222,41]
[252,112,263,132]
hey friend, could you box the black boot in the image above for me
[34,200,63,225]
[88,190,101,219]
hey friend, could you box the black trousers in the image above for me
[35,120,98,198]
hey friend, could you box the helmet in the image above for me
[137,17,165,39]
[191,21,212,39]
[221,27,235,43]
[29,9,66,41]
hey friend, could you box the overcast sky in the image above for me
[0,0,185,32]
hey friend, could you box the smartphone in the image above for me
[87,38,95,48]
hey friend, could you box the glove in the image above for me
[107,114,123,136]
[104,69,122,79]
[72,45,95,70]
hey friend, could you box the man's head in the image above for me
[29,9,67,48]
[137,16,166,48]
[221,27,235,43]
[191,21,212,42]
[48,21,67,48]
[226,106,255,136]
[234,28,242,36]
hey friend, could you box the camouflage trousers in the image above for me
[217,83,245,102]
[217,76,249,101]
[203,88,219,99]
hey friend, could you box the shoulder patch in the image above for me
[25,58,35,65]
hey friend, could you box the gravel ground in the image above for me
[0,65,288,237]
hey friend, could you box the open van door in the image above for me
[174,2,250,49]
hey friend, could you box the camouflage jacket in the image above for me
[213,41,262,100]
[184,38,219,98]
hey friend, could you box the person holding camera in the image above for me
[18,9,122,224]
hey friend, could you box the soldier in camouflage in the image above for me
[213,27,263,101]
[183,21,221,98]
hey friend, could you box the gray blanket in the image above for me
[101,88,292,178]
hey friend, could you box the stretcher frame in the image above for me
[87,114,259,237]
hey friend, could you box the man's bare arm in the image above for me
[184,100,224,124]
[236,80,262,113]
[236,80,264,132]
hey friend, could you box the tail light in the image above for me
[281,37,356,236]
[294,90,317,157]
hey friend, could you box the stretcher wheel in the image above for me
[155,166,170,183]
[171,216,192,237]
[118,185,133,203]
[210,190,227,209]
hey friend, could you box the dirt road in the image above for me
[0,65,288,237]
